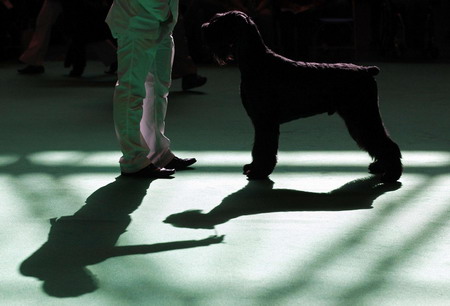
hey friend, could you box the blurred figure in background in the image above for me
[0,0,18,58]
[17,0,117,77]
[172,13,207,91]
[17,0,62,74]
[1,0,44,61]
[275,0,324,60]
[60,0,117,77]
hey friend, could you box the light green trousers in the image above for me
[113,33,175,173]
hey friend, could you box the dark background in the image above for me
[2,0,450,63]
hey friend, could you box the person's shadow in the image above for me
[20,176,223,297]
[164,176,402,229]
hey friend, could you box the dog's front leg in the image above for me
[244,118,280,179]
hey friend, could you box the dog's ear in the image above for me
[201,11,254,65]
[202,10,251,37]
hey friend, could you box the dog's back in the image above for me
[283,57,380,77]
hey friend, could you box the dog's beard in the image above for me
[207,42,235,65]
[213,53,234,66]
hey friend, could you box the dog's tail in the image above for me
[367,66,380,76]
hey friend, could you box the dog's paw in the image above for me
[243,163,271,180]
[368,160,384,174]
[246,171,270,180]
[381,167,402,183]
[369,159,402,183]
[243,163,252,174]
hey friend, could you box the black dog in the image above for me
[202,11,402,183]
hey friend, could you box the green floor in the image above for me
[0,59,449,305]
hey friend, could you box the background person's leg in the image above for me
[19,0,62,67]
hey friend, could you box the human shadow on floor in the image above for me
[164,176,402,229]
[19,176,223,298]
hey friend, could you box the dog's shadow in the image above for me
[164,176,402,229]
[19,176,223,298]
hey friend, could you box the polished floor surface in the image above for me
[1,59,449,305]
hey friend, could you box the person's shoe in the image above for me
[121,164,175,178]
[68,66,85,78]
[165,157,197,170]
[18,65,45,74]
[182,74,207,91]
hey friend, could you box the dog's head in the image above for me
[202,11,253,65]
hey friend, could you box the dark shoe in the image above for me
[18,65,45,74]
[182,74,207,91]
[121,164,175,178]
[68,66,85,78]
[165,157,197,170]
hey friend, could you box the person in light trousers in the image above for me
[106,0,196,178]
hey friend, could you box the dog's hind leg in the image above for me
[244,118,280,179]
[338,98,402,183]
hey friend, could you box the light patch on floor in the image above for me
[25,150,450,168]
